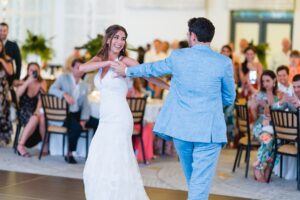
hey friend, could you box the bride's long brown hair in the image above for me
[97,25,128,61]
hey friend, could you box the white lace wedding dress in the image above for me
[83,66,149,200]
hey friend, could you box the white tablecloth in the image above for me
[273,156,297,180]
[49,131,93,157]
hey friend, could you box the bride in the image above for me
[80,25,169,200]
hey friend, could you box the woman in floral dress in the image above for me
[0,40,13,145]
[251,70,280,182]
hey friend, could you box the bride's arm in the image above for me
[79,56,113,73]
[121,57,170,90]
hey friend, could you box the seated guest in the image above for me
[271,74,300,180]
[288,50,300,83]
[251,70,280,182]
[220,45,237,147]
[276,65,293,96]
[16,63,47,157]
[49,58,90,164]
[221,44,240,85]
[280,74,300,111]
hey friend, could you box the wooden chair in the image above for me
[80,128,90,159]
[268,108,300,190]
[13,100,22,154]
[232,102,260,178]
[127,97,147,164]
[39,94,69,160]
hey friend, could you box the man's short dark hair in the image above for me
[293,74,300,82]
[71,58,84,68]
[188,17,215,42]
[276,65,289,75]
[0,22,8,28]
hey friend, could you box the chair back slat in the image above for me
[235,102,250,137]
[270,109,299,142]
[41,94,68,123]
[127,97,147,124]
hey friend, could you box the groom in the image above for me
[112,17,235,200]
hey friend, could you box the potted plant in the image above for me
[80,34,104,59]
[21,30,54,68]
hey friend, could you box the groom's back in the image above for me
[170,45,231,113]
[153,45,235,142]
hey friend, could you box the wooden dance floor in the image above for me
[0,170,250,200]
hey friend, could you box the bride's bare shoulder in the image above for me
[120,56,139,66]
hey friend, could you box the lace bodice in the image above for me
[94,67,128,97]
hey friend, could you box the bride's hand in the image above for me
[111,61,127,77]
[106,61,116,67]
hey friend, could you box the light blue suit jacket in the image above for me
[127,45,236,143]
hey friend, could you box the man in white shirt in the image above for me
[269,38,291,71]
[49,58,90,164]
[276,65,293,96]
[144,39,168,98]
[280,74,300,111]
[144,39,167,63]
[235,38,248,64]
[290,74,300,108]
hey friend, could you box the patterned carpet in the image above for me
[0,147,299,200]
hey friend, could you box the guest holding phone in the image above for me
[16,62,47,157]
[239,46,263,99]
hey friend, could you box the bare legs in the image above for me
[17,114,47,156]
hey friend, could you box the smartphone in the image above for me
[249,70,257,84]
[33,71,38,79]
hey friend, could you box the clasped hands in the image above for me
[280,93,300,108]
[110,61,127,77]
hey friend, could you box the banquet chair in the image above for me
[13,99,23,154]
[127,97,147,164]
[39,94,69,160]
[268,108,300,190]
[232,101,260,178]
[79,128,90,159]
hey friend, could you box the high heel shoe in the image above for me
[16,144,31,157]
[17,150,31,157]
[253,168,266,182]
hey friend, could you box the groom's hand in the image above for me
[111,61,126,77]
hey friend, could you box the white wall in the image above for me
[205,0,230,51]
[50,0,205,64]
[293,0,300,50]
[118,0,230,51]
[7,0,300,65]
[118,5,205,47]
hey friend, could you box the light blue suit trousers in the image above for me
[173,139,222,200]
